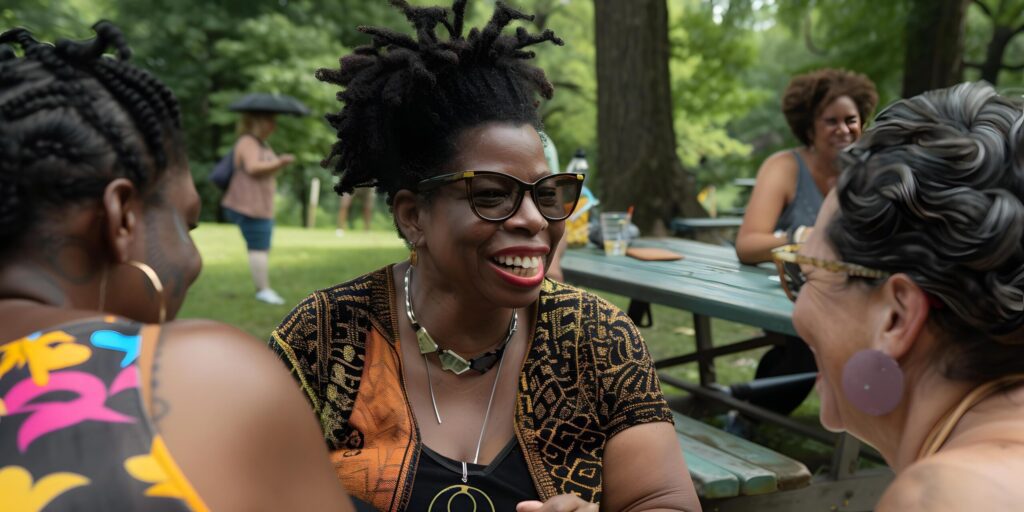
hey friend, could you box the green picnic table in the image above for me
[561,238,894,511]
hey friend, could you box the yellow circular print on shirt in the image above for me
[427,484,495,512]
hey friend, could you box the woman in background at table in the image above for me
[731,69,878,420]
[736,68,878,263]
[776,82,1024,511]
[0,22,351,511]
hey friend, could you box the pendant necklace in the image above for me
[403,265,515,483]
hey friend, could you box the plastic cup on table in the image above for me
[600,212,629,256]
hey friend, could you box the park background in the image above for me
[7,0,1024,470]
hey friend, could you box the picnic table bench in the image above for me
[562,238,894,510]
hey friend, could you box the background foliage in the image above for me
[6,0,1024,219]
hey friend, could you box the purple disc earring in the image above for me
[841,349,904,416]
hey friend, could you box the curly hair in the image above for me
[316,0,563,206]
[0,21,182,256]
[782,68,879,146]
[829,81,1024,382]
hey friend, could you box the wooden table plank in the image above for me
[562,239,795,335]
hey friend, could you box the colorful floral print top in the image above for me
[0,316,207,511]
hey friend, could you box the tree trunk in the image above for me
[902,0,970,97]
[979,25,1020,85]
[594,0,704,236]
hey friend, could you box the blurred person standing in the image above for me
[221,111,294,305]
[335,188,375,236]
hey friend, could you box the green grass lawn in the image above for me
[181,222,831,469]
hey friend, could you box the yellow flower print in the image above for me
[0,465,90,512]
[124,436,209,510]
[0,331,91,386]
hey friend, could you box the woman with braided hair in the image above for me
[773,82,1024,511]
[270,2,700,511]
[0,22,352,511]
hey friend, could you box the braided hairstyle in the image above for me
[829,81,1024,381]
[316,0,563,207]
[0,21,183,256]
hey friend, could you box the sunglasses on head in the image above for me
[770,244,891,302]
[417,171,585,222]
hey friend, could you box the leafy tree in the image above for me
[668,0,768,185]
[964,0,1024,85]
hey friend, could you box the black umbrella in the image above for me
[228,92,310,116]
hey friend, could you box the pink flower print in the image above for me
[0,331,91,386]
[2,371,135,453]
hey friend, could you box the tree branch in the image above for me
[964,61,984,69]
[973,0,993,19]
[1001,61,1024,71]
[802,14,827,56]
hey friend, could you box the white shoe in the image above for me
[335,228,345,237]
[255,288,285,305]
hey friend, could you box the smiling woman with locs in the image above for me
[269,1,701,511]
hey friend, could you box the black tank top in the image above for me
[405,439,538,511]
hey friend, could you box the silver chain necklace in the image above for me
[403,265,515,483]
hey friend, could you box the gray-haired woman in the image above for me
[774,81,1024,510]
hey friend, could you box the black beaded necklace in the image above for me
[403,265,517,375]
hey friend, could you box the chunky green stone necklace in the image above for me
[403,265,517,376]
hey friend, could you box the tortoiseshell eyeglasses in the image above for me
[770,244,891,302]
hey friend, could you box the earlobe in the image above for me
[101,178,139,264]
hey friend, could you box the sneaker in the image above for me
[335,228,345,237]
[255,288,285,305]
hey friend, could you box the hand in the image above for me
[795,225,814,243]
[278,154,296,166]
[516,495,599,512]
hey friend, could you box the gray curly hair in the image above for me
[829,81,1024,381]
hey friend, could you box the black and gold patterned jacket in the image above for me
[270,266,672,511]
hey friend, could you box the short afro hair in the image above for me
[781,68,878,146]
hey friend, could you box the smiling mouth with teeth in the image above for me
[492,254,543,277]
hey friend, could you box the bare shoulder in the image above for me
[755,149,799,182]
[877,454,1020,512]
[154,319,350,510]
[158,318,298,413]
[234,134,261,151]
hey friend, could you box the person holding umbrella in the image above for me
[221,93,307,305]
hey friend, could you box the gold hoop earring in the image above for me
[127,261,166,324]
[410,247,418,266]
[97,261,165,323]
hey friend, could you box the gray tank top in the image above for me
[774,150,824,231]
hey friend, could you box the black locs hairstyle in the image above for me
[316,0,563,204]
[0,21,182,253]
